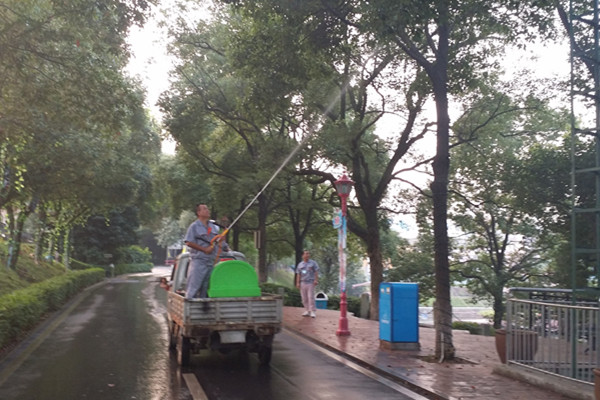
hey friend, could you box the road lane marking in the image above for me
[284,329,432,400]
[183,373,209,400]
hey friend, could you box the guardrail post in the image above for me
[570,307,577,379]
[597,297,600,373]
[506,292,513,363]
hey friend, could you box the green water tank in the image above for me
[208,260,261,298]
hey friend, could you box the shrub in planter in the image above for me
[453,321,483,335]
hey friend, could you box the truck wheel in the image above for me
[258,345,272,366]
[177,336,191,367]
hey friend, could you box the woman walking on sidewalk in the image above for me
[295,250,319,318]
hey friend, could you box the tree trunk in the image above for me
[6,206,15,270]
[47,231,55,261]
[368,234,384,321]
[432,174,455,360]
[431,128,455,359]
[293,228,304,287]
[429,17,455,359]
[232,225,240,251]
[294,225,304,266]
[34,206,47,264]
[493,292,505,329]
[63,227,71,269]
[364,206,383,321]
[7,208,29,270]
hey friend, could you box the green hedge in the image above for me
[70,258,103,271]
[113,262,153,275]
[322,294,361,316]
[260,283,303,307]
[0,268,105,350]
[259,283,362,316]
[70,259,153,276]
[452,320,495,336]
[114,245,152,264]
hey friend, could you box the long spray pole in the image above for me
[213,83,350,242]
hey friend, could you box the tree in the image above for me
[160,7,298,281]
[210,0,433,322]
[383,219,437,302]
[0,0,159,268]
[280,177,332,266]
[448,86,569,328]
[357,0,558,359]
[520,135,594,288]
[72,207,142,264]
[166,3,562,361]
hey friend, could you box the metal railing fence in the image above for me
[506,288,599,384]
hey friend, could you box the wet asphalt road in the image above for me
[0,271,184,400]
[189,331,419,400]
[0,269,424,400]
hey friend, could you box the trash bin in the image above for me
[315,292,328,309]
[379,282,420,350]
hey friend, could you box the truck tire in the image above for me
[177,335,191,367]
[258,345,272,366]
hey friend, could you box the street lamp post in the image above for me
[334,173,353,336]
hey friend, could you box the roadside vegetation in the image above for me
[0,243,102,353]
[0,242,66,295]
[0,239,153,355]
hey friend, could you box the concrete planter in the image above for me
[495,328,538,363]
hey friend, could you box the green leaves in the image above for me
[447,84,570,324]
[0,0,159,268]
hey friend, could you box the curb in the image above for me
[493,364,594,400]
[282,325,453,400]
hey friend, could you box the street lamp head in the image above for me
[334,172,354,197]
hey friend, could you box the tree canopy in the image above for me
[0,0,160,268]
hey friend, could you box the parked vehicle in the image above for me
[166,252,283,366]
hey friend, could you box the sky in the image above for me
[125,3,176,153]
[126,1,217,154]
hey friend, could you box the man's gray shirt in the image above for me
[184,220,221,262]
[296,259,319,283]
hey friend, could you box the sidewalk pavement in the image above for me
[282,306,594,400]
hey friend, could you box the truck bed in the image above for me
[168,291,283,336]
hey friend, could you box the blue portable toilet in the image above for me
[379,282,420,350]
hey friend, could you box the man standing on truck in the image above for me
[184,204,228,299]
[295,250,319,318]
